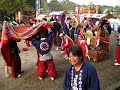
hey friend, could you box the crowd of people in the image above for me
[0,15,120,90]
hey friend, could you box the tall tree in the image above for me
[49,0,62,11]
[0,0,35,18]
[40,0,49,13]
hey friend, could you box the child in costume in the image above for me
[59,33,74,59]
[31,28,57,80]
[78,35,88,61]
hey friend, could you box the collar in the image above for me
[41,38,47,40]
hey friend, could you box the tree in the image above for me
[0,0,19,15]
[49,0,62,11]
[40,0,49,13]
[0,0,35,19]
[67,1,75,11]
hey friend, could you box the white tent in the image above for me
[49,11,64,15]
[36,14,47,20]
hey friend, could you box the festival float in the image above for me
[78,3,117,61]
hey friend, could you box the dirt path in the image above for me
[0,33,120,90]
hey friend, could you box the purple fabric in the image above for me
[61,14,66,21]
[92,18,99,25]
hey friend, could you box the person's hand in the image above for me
[69,27,73,30]
[47,27,51,30]
[86,53,88,57]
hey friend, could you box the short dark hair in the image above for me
[4,16,9,21]
[42,18,47,21]
[34,19,37,22]
[67,17,71,21]
[68,45,84,62]
[40,30,48,38]
[50,17,54,21]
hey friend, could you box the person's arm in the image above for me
[63,23,67,34]
[47,28,53,43]
[63,65,71,90]
[64,38,68,47]
[31,38,40,48]
[63,70,69,90]
[87,66,100,90]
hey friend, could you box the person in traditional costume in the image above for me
[59,33,74,59]
[31,28,57,80]
[69,17,78,43]
[1,17,22,78]
[50,17,62,50]
[34,18,48,67]
[63,45,100,90]
[78,35,88,61]
[114,34,120,65]
[63,17,72,36]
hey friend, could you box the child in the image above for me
[78,35,88,61]
[59,33,74,59]
[31,28,57,80]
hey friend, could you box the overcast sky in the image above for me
[47,0,120,7]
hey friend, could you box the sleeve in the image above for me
[63,24,67,34]
[47,30,53,43]
[87,66,100,90]
[63,65,72,90]
[31,38,40,48]
[63,70,68,90]
[85,44,88,54]
[64,38,68,47]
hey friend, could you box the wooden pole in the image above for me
[20,0,23,20]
